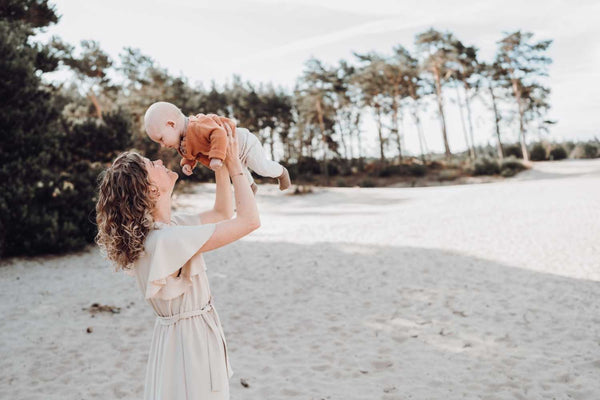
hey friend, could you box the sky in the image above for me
[37,0,600,158]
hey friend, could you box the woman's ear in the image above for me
[149,184,160,198]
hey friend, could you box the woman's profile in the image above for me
[95,124,259,399]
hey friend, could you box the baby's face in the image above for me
[147,124,181,150]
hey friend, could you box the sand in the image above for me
[1,159,599,399]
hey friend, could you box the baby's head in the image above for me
[143,102,185,150]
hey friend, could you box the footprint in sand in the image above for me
[371,360,394,370]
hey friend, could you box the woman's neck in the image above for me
[153,195,172,224]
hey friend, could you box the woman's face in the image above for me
[143,157,178,196]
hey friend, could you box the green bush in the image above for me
[438,169,460,181]
[378,163,427,178]
[328,158,350,176]
[0,112,132,257]
[500,157,527,177]
[504,144,523,159]
[584,143,599,158]
[378,164,409,177]
[529,143,547,161]
[297,156,321,175]
[409,164,427,177]
[472,158,500,175]
[570,143,599,159]
[326,161,340,176]
[359,178,375,187]
[549,146,567,160]
[335,178,349,187]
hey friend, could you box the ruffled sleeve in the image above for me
[171,212,203,226]
[143,223,216,300]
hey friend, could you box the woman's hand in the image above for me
[223,124,241,171]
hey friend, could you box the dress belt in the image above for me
[156,296,214,326]
[155,296,232,392]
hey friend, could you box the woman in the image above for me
[95,125,259,399]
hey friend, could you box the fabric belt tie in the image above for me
[155,296,232,392]
[156,296,214,326]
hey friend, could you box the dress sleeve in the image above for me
[144,224,216,300]
[171,213,203,226]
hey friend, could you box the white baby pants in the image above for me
[236,127,284,185]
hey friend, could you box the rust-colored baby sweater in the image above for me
[178,113,236,170]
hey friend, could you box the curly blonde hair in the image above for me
[95,151,158,272]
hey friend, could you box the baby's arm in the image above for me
[180,158,197,176]
[208,126,228,162]
[197,153,211,168]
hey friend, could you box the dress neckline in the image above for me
[153,220,173,230]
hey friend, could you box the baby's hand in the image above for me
[182,164,193,176]
[209,158,223,171]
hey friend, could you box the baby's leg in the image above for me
[244,132,284,178]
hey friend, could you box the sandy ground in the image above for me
[1,159,599,400]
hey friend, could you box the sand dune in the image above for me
[1,159,599,399]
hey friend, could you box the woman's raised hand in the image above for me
[223,124,241,171]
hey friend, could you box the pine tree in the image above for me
[495,31,552,162]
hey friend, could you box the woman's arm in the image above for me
[198,165,234,223]
[197,126,260,253]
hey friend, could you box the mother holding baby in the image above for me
[94,121,258,399]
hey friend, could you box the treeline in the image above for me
[45,26,556,169]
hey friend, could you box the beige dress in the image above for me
[125,213,234,399]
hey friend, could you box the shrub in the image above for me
[584,143,599,158]
[297,156,321,175]
[378,163,427,178]
[504,144,523,159]
[438,169,460,181]
[378,164,409,177]
[428,161,444,170]
[529,143,547,161]
[326,161,340,176]
[570,143,599,159]
[335,178,349,187]
[472,158,500,175]
[549,146,567,160]
[359,178,375,187]
[328,158,350,176]
[563,141,576,154]
[500,157,527,177]
[409,164,427,177]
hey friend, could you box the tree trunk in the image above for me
[315,97,329,182]
[518,104,528,162]
[454,83,474,159]
[433,68,451,157]
[462,81,477,158]
[268,127,275,161]
[511,79,529,161]
[412,106,427,163]
[88,89,102,120]
[391,97,402,162]
[354,113,362,162]
[285,137,292,162]
[335,114,348,160]
[347,116,354,161]
[488,83,504,160]
[374,104,385,163]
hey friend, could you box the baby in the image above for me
[143,102,291,193]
